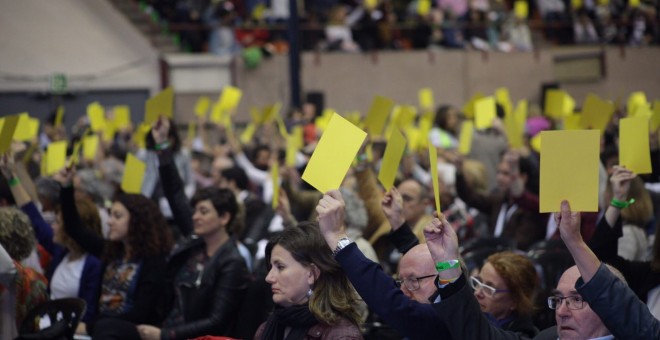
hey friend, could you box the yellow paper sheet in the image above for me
[378,129,407,191]
[429,144,441,214]
[418,88,434,111]
[394,106,417,129]
[240,123,258,144]
[417,0,431,15]
[144,87,174,125]
[580,94,614,133]
[365,0,378,10]
[514,1,529,18]
[87,102,106,132]
[0,115,20,155]
[83,135,100,161]
[195,96,211,118]
[210,102,223,123]
[364,96,394,137]
[563,114,582,130]
[462,93,484,119]
[458,121,474,155]
[651,100,660,131]
[530,134,542,153]
[132,123,151,149]
[113,106,131,129]
[55,106,65,127]
[40,150,47,177]
[404,127,420,152]
[475,97,497,130]
[285,127,303,166]
[571,0,583,9]
[540,130,600,212]
[545,89,574,118]
[633,104,652,119]
[250,107,262,124]
[629,0,640,7]
[514,100,528,134]
[619,117,652,174]
[68,140,83,168]
[495,87,513,117]
[218,86,242,112]
[344,111,362,127]
[504,111,523,148]
[46,141,67,175]
[271,162,279,209]
[14,114,40,142]
[262,103,282,125]
[302,113,367,193]
[627,91,647,116]
[121,153,147,194]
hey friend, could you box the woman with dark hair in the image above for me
[255,223,363,339]
[135,118,249,340]
[55,168,173,339]
[470,251,539,337]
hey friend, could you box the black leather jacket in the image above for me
[157,149,249,340]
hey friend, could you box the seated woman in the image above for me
[55,168,173,339]
[256,223,363,339]
[135,118,250,340]
[471,251,539,337]
[1,156,102,323]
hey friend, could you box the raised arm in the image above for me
[382,188,419,254]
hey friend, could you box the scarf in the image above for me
[260,305,318,340]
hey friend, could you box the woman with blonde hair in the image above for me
[256,223,363,339]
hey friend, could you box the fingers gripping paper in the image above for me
[302,113,366,193]
[540,130,600,212]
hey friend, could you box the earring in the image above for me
[307,288,313,298]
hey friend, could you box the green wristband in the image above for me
[436,260,460,272]
[7,177,20,187]
[610,198,635,209]
[155,141,171,151]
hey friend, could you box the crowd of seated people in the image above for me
[139,0,660,53]
[0,85,659,340]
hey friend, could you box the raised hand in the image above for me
[382,187,404,231]
[151,117,170,145]
[52,167,75,187]
[610,165,636,201]
[0,153,16,178]
[275,189,294,226]
[316,190,347,249]
[424,212,461,279]
[556,200,582,246]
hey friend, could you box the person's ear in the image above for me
[219,211,232,226]
[307,263,320,286]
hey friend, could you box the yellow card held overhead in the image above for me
[428,144,441,214]
[462,92,484,119]
[540,130,600,212]
[55,106,65,127]
[0,115,20,155]
[580,94,614,132]
[419,88,434,111]
[218,86,242,112]
[495,87,513,117]
[195,96,211,118]
[620,117,652,174]
[417,0,431,16]
[121,153,147,194]
[83,135,100,161]
[545,89,575,118]
[271,162,279,209]
[514,1,529,19]
[302,113,367,193]
[14,114,40,142]
[364,96,394,137]
[475,97,497,130]
[458,121,474,155]
[113,106,131,129]
[87,102,106,132]
[378,129,407,191]
[144,87,174,125]
[46,141,67,175]
[627,91,647,116]
[563,114,582,130]
[651,100,660,131]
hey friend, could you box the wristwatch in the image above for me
[332,237,353,257]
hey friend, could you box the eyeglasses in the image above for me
[547,295,586,310]
[396,274,437,291]
[469,276,510,297]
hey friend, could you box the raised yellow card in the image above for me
[651,100,660,131]
[68,140,83,168]
[87,102,106,132]
[545,89,575,118]
[132,123,151,149]
[14,114,40,142]
[404,127,420,152]
[620,117,652,174]
[540,130,600,212]
[55,106,65,127]
[218,86,242,112]
[580,94,614,133]
[394,106,417,129]
[0,115,20,155]
[514,1,528,18]
[629,0,640,7]
[419,88,434,111]
[429,143,441,214]
[271,162,279,209]
[504,111,523,148]
[121,153,147,194]
[46,141,67,175]
[113,106,131,129]
[563,114,582,130]
[530,134,541,153]
[302,113,367,193]
[633,104,652,119]
[83,135,99,161]
[475,97,496,130]
[571,0,583,9]
[514,100,528,134]
[458,121,474,155]
[417,0,431,16]
[365,0,378,10]
[495,87,513,116]
[462,92,484,119]
[364,96,394,137]
[195,96,211,118]
[627,91,647,116]
[262,103,282,124]
[378,129,407,191]
[144,87,174,125]
[240,123,258,144]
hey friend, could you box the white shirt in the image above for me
[50,254,86,299]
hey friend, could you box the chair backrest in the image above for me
[17,298,86,340]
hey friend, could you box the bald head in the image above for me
[398,244,437,304]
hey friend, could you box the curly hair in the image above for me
[265,222,361,327]
[104,193,173,261]
[486,251,538,317]
[0,207,36,261]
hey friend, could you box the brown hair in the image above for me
[266,222,361,326]
[619,177,653,227]
[56,199,103,257]
[486,251,538,317]
[104,193,173,261]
